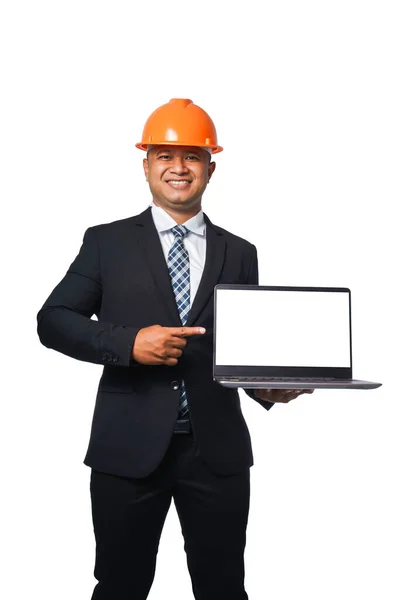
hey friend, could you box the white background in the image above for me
[1,1,399,599]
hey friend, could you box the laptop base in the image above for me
[215,378,382,390]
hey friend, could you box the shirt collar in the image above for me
[150,201,206,236]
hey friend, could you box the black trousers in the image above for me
[90,432,250,600]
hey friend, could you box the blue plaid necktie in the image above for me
[167,225,191,420]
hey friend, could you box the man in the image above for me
[37,98,313,600]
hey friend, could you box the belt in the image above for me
[173,419,191,434]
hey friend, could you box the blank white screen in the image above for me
[215,289,351,367]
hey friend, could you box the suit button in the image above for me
[171,380,180,391]
[112,356,118,363]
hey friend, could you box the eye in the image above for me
[158,154,171,160]
[186,155,200,161]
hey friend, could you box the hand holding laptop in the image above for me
[254,389,315,403]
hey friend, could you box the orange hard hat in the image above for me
[135,98,223,154]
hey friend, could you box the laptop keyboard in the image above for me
[223,377,336,382]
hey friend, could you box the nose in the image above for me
[170,157,189,175]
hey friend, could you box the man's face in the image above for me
[143,145,216,212]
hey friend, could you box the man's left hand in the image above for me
[254,388,315,403]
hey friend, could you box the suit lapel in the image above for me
[132,206,226,326]
[185,212,226,326]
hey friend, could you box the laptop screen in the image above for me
[214,287,351,369]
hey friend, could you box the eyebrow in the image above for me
[155,148,202,157]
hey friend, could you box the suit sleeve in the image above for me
[242,244,275,410]
[37,227,141,367]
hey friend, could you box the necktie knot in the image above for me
[170,225,189,239]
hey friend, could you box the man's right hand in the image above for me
[132,324,206,366]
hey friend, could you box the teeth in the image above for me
[168,181,190,186]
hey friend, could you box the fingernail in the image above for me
[199,327,206,333]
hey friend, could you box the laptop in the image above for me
[213,285,382,390]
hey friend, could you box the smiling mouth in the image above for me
[166,180,192,188]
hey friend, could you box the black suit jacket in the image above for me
[37,206,273,478]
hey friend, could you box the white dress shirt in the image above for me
[149,201,207,307]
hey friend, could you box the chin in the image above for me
[166,195,191,204]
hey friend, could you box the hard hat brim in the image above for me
[135,141,223,154]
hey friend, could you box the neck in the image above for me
[153,201,201,224]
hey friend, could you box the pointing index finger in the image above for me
[169,327,206,337]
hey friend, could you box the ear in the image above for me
[143,157,149,182]
[208,161,216,182]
